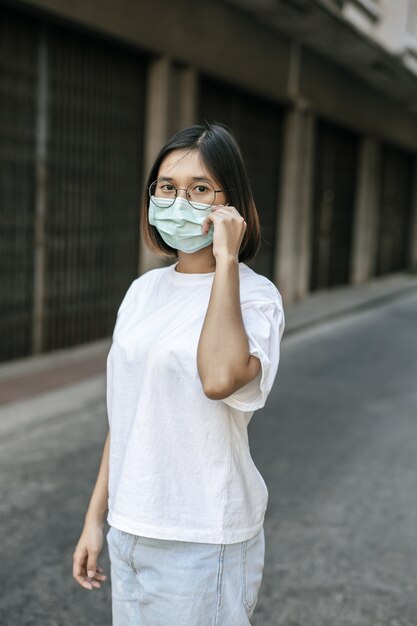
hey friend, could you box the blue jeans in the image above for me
[106,525,265,625]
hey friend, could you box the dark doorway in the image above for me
[310,119,358,291]
[375,145,413,276]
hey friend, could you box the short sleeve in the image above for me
[222,293,285,412]
[112,278,139,338]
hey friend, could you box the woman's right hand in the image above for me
[72,521,108,591]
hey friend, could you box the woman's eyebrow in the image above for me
[190,176,213,182]
[158,175,214,183]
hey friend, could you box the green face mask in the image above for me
[148,196,214,253]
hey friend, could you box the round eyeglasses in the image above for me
[149,179,226,210]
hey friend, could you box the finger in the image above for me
[87,562,107,583]
[201,215,215,235]
[87,556,98,579]
[210,207,240,220]
[96,566,107,579]
[90,580,101,589]
[86,565,107,589]
[82,580,93,590]
[73,553,93,590]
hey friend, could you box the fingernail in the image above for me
[88,570,95,577]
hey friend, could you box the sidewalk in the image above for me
[283,270,417,335]
[1,270,416,437]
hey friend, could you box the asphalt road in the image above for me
[1,290,417,626]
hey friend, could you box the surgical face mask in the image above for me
[148,195,214,254]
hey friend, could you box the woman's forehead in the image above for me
[158,149,210,179]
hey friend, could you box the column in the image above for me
[139,57,172,275]
[139,61,198,275]
[32,23,48,354]
[351,136,381,284]
[409,158,417,272]
[177,67,198,130]
[273,104,315,304]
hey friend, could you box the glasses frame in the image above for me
[148,178,227,210]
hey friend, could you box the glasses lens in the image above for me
[187,181,216,209]
[150,180,176,207]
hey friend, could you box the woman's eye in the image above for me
[194,185,208,193]
[161,184,175,192]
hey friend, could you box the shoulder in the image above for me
[118,265,170,309]
[239,263,283,310]
[137,264,170,285]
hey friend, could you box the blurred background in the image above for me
[1,0,417,361]
[1,1,417,625]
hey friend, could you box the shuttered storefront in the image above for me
[375,144,413,276]
[0,4,146,362]
[310,119,358,291]
[0,7,37,362]
[199,75,283,280]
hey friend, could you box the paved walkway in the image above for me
[283,270,417,335]
[0,270,416,432]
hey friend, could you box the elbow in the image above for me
[203,385,230,401]
[202,376,234,401]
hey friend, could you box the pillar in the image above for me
[139,57,172,275]
[274,104,315,304]
[409,158,417,272]
[32,23,48,354]
[139,60,198,275]
[177,67,198,130]
[351,136,381,284]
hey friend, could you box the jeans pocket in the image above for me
[241,528,265,616]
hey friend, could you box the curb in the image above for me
[283,282,417,337]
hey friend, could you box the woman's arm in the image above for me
[72,429,110,591]
[197,254,261,400]
[84,428,110,527]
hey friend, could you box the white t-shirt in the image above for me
[106,260,285,544]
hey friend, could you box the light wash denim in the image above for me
[106,525,265,625]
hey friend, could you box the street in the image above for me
[1,290,417,625]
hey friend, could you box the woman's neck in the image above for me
[175,248,217,274]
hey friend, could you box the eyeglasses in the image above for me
[149,179,226,210]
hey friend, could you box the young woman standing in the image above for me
[73,122,285,625]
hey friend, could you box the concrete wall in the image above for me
[14,0,417,302]
[17,0,417,153]
[16,0,291,101]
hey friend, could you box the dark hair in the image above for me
[140,122,261,262]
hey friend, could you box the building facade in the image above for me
[1,0,417,362]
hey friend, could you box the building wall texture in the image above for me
[1,0,417,361]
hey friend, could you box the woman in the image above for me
[72,122,285,625]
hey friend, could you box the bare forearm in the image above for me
[197,255,254,397]
[84,429,110,527]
